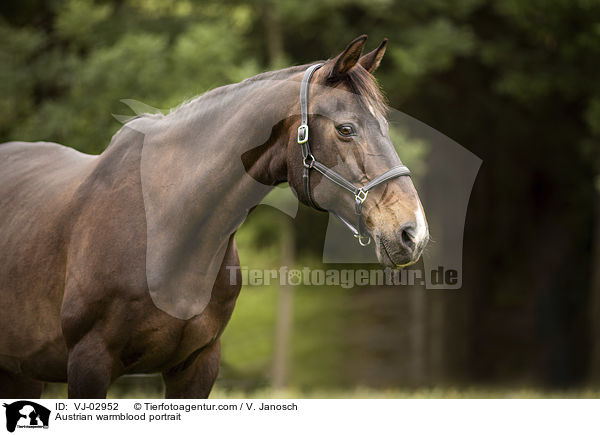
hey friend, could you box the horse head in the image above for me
[287,35,429,267]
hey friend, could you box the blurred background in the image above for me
[1,0,599,397]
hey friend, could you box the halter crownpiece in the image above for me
[297,63,412,246]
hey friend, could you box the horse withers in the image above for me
[0,35,428,398]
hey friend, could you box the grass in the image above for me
[41,376,600,399]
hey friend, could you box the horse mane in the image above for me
[154,61,387,119]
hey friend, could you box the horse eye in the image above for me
[337,124,355,136]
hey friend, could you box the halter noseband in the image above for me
[297,63,412,246]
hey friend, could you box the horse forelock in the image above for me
[334,65,388,117]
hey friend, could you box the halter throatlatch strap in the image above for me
[297,63,411,246]
[298,63,324,211]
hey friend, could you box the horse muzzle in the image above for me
[375,216,429,268]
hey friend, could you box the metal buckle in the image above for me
[303,153,315,168]
[354,234,371,246]
[297,124,309,144]
[355,189,368,204]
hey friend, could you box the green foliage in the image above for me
[0,22,43,138]
[55,0,112,45]
[1,0,259,152]
[389,18,475,98]
[390,126,430,179]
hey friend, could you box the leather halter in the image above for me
[297,63,412,246]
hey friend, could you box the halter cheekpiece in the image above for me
[297,63,412,246]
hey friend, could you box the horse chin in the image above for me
[375,233,418,269]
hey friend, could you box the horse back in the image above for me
[0,141,96,256]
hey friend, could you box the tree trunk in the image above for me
[589,185,600,383]
[262,2,284,68]
[272,217,295,390]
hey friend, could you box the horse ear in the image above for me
[329,35,368,78]
[359,38,387,73]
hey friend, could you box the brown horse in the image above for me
[0,35,428,398]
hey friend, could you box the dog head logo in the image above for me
[3,401,50,432]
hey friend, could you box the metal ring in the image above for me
[354,234,371,246]
[303,154,315,168]
[355,189,368,204]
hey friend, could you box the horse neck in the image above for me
[174,77,297,186]
[117,75,305,319]
[133,74,300,246]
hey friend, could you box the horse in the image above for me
[0,35,428,398]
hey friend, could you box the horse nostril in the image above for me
[400,223,417,251]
